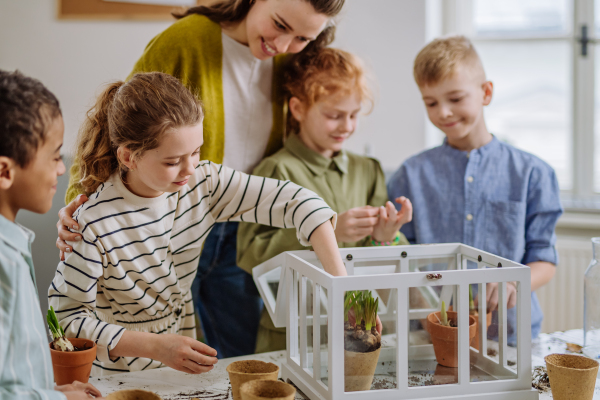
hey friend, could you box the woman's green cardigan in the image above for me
[65,14,287,203]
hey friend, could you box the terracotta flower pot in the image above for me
[470,311,492,350]
[545,353,599,400]
[344,347,381,391]
[49,338,96,385]
[226,360,279,400]
[240,379,296,400]
[426,311,476,368]
[106,389,162,400]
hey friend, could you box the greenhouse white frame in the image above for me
[253,243,539,400]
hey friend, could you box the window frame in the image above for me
[428,0,599,210]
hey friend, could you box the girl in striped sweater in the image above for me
[48,72,345,376]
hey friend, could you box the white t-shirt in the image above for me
[221,32,274,173]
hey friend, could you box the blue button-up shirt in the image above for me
[0,215,65,400]
[388,137,563,344]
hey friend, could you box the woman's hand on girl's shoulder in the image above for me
[56,194,88,261]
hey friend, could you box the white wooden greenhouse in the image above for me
[253,243,538,400]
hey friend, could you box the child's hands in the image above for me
[55,381,103,399]
[154,334,218,374]
[485,282,518,312]
[334,206,379,243]
[371,197,413,242]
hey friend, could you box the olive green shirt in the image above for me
[237,134,409,352]
[237,133,409,273]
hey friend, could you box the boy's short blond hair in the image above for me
[413,35,485,87]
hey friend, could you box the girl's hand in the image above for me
[334,206,379,243]
[154,334,218,374]
[56,194,88,261]
[55,380,103,399]
[371,197,413,242]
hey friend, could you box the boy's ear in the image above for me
[482,81,493,106]
[289,97,306,123]
[117,147,136,171]
[0,156,16,190]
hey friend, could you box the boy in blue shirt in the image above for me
[0,70,103,399]
[388,36,563,345]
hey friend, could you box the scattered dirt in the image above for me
[566,342,583,353]
[532,366,551,393]
[487,348,498,357]
[162,389,231,400]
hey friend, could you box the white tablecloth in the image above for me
[92,331,600,399]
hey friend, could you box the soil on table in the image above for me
[344,322,381,353]
[532,366,551,393]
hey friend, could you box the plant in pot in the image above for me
[426,301,477,368]
[47,306,97,385]
[343,290,381,392]
[468,285,492,351]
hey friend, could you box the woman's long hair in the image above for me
[173,0,345,52]
[74,72,203,195]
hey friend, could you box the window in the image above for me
[428,0,599,207]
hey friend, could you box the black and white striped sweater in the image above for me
[48,161,336,375]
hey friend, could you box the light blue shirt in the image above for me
[388,137,563,345]
[0,215,65,400]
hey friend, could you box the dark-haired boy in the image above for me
[0,70,103,400]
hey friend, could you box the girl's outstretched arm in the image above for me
[309,221,347,277]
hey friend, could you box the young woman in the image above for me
[49,71,345,376]
[237,47,413,353]
[55,0,346,358]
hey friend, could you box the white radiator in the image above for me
[536,237,592,333]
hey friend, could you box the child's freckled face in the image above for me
[296,92,362,158]
[13,115,66,214]
[420,66,491,145]
[130,123,204,197]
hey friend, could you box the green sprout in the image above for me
[344,290,378,330]
[440,301,451,327]
[469,285,476,312]
[47,306,74,351]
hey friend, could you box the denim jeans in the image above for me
[191,221,263,358]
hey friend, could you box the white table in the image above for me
[93,331,600,400]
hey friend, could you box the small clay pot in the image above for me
[545,353,599,400]
[226,360,279,400]
[106,389,162,400]
[240,379,295,400]
[49,338,96,385]
[470,311,492,351]
[426,311,476,368]
[344,348,381,391]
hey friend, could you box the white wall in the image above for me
[0,0,428,311]
[333,1,427,173]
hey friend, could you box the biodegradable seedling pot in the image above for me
[470,311,492,351]
[227,360,279,400]
[240,379,296,400]
[545,353,599,400]
[426,311,476,368]
[344,347,381,391]
[106,389,162,400]
[49,338,96,385]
